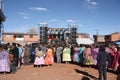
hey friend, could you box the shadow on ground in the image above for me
[81,76,90,80]
[74,69,98,80]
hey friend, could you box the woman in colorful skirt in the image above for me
[105,45,112,69]
[34,47,44,67]
[112,47,120,71]
[44,45,54,66]
[78,45,85,65]
[62,45,71,64]
[83,46,94,67]
[0,44,10,74]
[91,45,99,66]
[107,48,115,69]
[72,44,80,63]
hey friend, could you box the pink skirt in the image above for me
[34,57,44,65]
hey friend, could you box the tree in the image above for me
[27,27,37,34]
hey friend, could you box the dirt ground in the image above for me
[0,63,117,80]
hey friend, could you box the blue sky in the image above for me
[2,0,120,38]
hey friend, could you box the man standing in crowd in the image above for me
[24,45,30,65]
[17,44,22,69]
[97,45,111,80]
[11,43,19,73]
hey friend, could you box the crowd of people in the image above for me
[0,42,120,80]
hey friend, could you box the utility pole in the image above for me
[96,29,98,46]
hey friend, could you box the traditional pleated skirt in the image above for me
[34,57,44,65]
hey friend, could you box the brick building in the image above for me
[105,32,120,42]
[2,32,38,45]
[77,33,89,38]
[93,32,120,44]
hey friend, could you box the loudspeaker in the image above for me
[39,27,48,44]
[70,28,77,44]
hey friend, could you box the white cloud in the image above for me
[38,22,48,25]
[52,19,57,22]
[68,24,83,27]
[86,0,91,2]
[91,1,97,6]
[18,12,30,19]
[66,19,75,23]
[84,0,98,9]
[48,19,58,22]
[23,16,29,19]
[30,7,47,11]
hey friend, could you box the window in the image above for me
[29,35,33,38]
[6,35,11,38]
[14,35,23,38]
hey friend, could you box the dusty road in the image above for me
[0,63,117,80]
